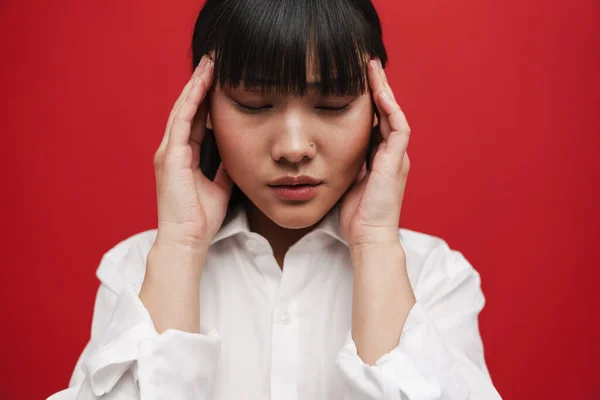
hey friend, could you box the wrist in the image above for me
[145,241,207,281]
[140,243,207,334]
[350,240,404,261]
[153,231,211,255]
[348,227,400,251]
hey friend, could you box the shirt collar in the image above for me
[210,203,348,247]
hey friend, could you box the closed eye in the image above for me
[233,101,353,113]
[315,104,351,112]
[234,102,272,113]
[316,97,355,113]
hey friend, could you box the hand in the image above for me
[339,58,411,249]
[153,55,233,253]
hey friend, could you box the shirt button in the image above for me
[280,312,290,325]
[246,239,259,252]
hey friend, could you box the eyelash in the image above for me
[234,102,350,114]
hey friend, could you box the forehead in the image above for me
[214,43,371,97]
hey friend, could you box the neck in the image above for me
[244,202,317,269]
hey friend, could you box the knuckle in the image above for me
[163,148,191,169]
[172,113,190,127]
[162,152,178,168]
[196,76,206,92]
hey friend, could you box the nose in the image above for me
[270,113,316,164]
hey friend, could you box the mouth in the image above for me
[268,183,322,201]
[268,175,323,186]
[267,175,323,201]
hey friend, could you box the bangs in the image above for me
[192,0,387,97]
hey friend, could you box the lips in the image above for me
[268,175,323,186]
[269,183,321,201]
[268,175,323,201]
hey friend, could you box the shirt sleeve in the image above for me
[46,235,222,400]
[335,241,502,400]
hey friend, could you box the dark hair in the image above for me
[190,0,388,216]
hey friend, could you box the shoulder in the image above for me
[398,227,480,287]
[95,229,158,295]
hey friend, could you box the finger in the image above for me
[158,57,210,155]
[190,60,215,168]
[368,58,395,104]
[378,90,411,141]
[369,59,410,138]
[157,77,196,155]
[368,59,384,98]
[377,58,396,102]
[167,57,213,154]
[368,60,392,140]
[376,92,411,174]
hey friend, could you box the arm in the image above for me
[139,243,205,335]
[49,54,231,399]
[335,58,501,399]
[350,243,416,365]
[336,240,502,400]
[46,243,221,400]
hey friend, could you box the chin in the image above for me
[264,201,330,229]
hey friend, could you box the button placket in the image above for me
[270,303,298,400]
[263,244,319,400]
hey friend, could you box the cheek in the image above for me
[325,109,373,172]
[208,98,260,180]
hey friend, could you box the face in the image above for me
[208,67,376,229]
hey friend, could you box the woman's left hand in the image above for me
[339,58,411,250]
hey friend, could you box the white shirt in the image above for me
[48,204,502,400]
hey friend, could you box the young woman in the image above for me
[49,0,502,399]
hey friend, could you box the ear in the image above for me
[372,112,379,128]
[206,112,213,130]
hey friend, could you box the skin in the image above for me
[207,69,377,266]
[141,53,415,366]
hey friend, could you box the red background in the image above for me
[1,0,598,399]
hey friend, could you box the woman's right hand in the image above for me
[153,55,233,254]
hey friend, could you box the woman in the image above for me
[49,0,502,399]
